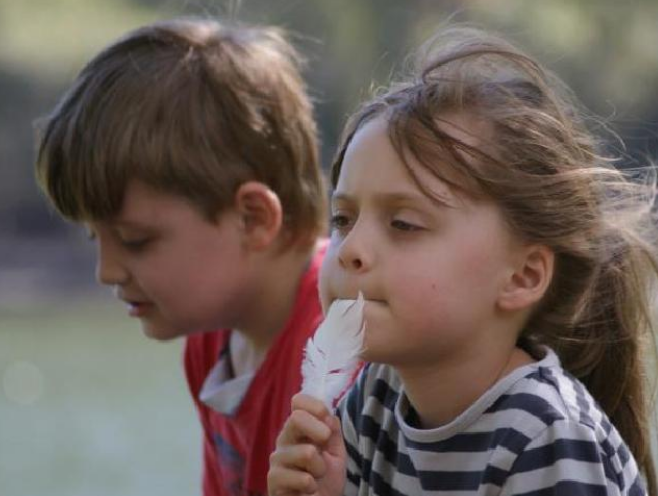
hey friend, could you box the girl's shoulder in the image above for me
[460,350,643,494]
[509,348,613,434]
[497,349,639,470]
[499,354,644,494]
[492,347,610,436]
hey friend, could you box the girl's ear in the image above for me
[497,245,555,312]
[232,181,283,251]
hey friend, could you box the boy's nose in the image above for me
[95,244,129,286]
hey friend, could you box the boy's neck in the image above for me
[233,240,318,354]
[397,344,535,429]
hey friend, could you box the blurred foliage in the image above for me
[0,0,162,79]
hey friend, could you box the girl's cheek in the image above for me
[318,259,334,314]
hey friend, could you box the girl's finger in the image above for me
[268,464,318,495]
[277,408,332,446]
[323,414,347,458]
[270,443,327,479]
[291,392,330,418]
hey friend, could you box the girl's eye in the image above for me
[329,214,351,230]
[391,219,422,232]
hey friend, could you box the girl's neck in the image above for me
[397,346,535,429]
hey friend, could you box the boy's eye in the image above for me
[391,219,422,232]
[120,238,151,251]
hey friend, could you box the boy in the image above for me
[35,18,327,496]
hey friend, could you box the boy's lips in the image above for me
[117,292,154,317]
[126,301,154,317]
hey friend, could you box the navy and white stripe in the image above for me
[337,348,646,495]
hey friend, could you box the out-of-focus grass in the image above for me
[0,299,200,496]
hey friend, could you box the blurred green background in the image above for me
[1,1,657,495]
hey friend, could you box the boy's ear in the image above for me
[232,181,283,250]
[497,245,554,312]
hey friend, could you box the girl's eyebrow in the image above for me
[332,190,449,208]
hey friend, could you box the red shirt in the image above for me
[184,246,325,496]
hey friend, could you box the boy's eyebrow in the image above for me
[111,218,157,230]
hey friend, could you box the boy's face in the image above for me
[88,180,254,340]
[319,116,524,370]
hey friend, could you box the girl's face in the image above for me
[319,116,524,370]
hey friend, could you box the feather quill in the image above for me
[301,292,365,408]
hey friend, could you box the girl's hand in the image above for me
[268,393,347,496]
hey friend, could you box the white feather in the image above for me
[301,292,365,408]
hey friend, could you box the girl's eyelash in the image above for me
[329,214,351,229]
[329,213,423,233]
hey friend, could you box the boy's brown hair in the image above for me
[36,17,326,246]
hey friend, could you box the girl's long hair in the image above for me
[332,26,657,494]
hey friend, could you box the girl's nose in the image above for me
[337,223,371,272]
[340,250,364,271]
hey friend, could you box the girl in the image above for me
[267,26,658,496]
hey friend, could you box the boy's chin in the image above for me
[139,320,184,341]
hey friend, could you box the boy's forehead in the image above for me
[111,180,182,223]
[119,179,221,224]
[84,215,151,232]
[120,179,192,208]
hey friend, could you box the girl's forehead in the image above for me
[336,117,459,207]
[337,118,410,188]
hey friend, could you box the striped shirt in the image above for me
[337,348,646,495]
